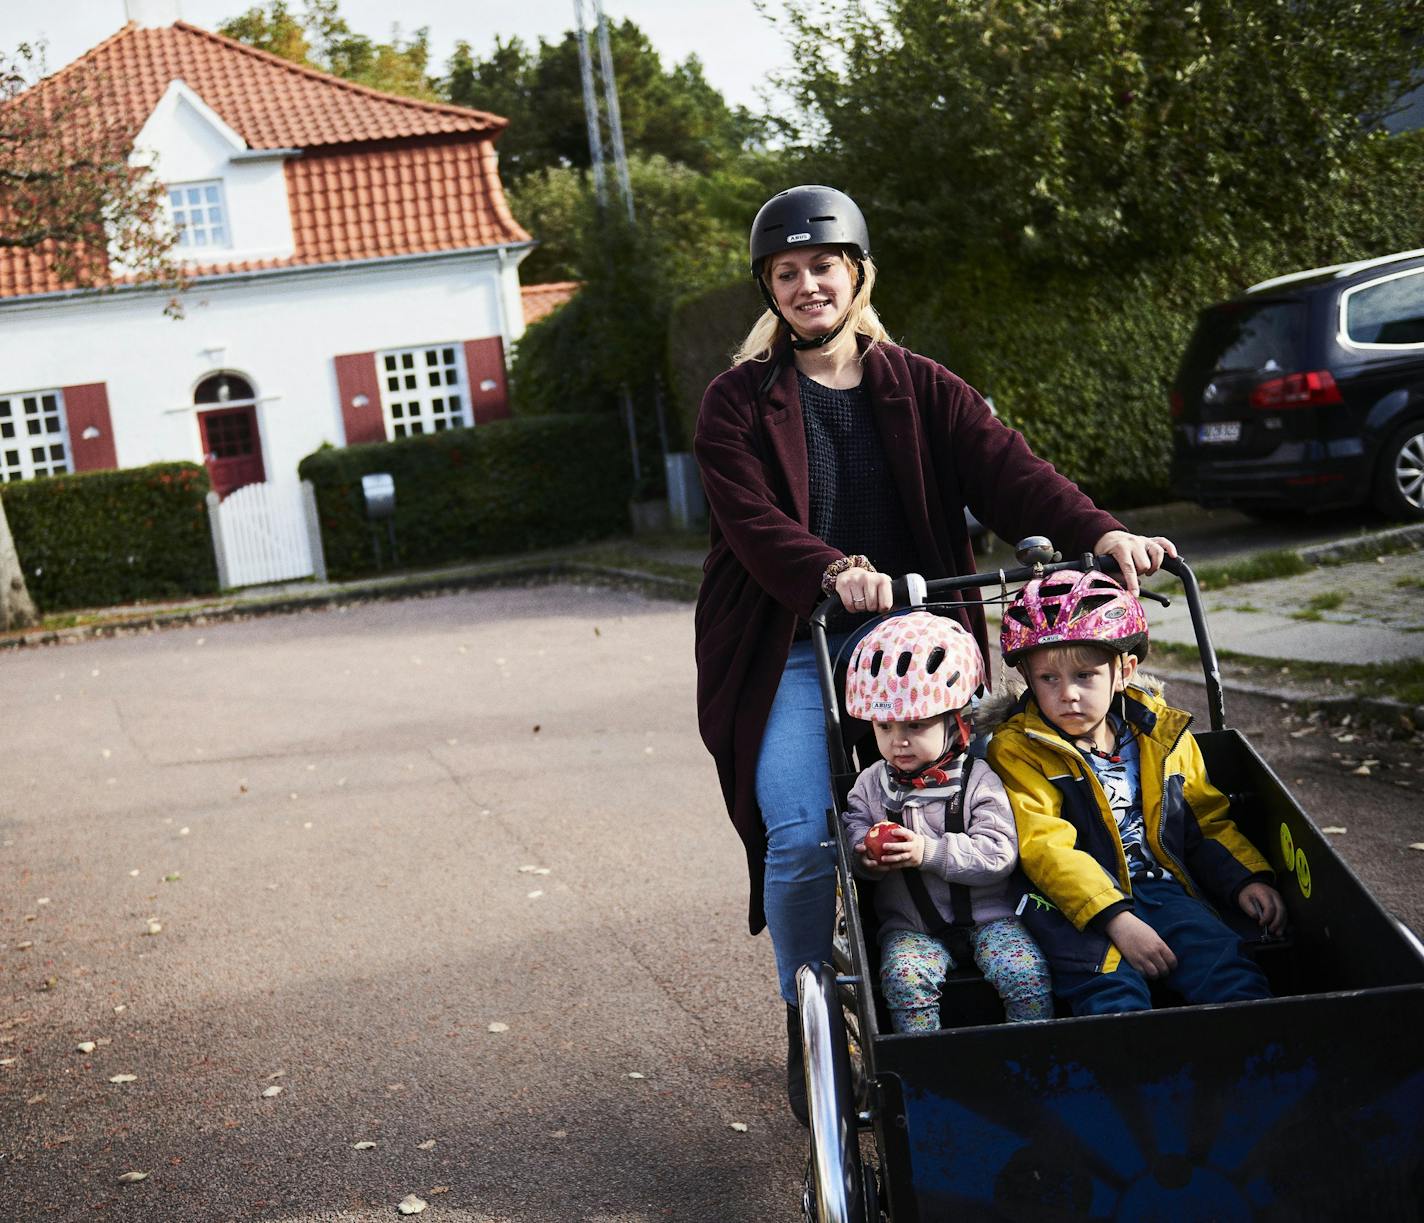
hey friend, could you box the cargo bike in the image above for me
[797,541,1424,1222]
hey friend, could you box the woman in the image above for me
[692,184,1175,1123]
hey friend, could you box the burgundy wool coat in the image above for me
[693,338,1124,935]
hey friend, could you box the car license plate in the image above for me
[1198,421,1241,444]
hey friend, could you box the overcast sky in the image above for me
[7,0,798,114]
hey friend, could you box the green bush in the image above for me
[666,278,764,450]
[298,415,633,579]
[2,463,217,612]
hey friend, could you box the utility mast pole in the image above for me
[573,0,663,496]
[573,0,607,209]
[594,4,635,222]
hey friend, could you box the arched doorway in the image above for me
[195,372,264,498]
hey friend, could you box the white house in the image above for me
[0,8,546,586]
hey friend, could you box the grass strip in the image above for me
[1150,638,1424,709]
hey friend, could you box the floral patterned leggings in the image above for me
[880,919,1054,1033]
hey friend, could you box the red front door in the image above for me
[198,405,265,498]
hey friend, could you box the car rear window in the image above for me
[1178,300,1307,378]
[1342,269,1424,346]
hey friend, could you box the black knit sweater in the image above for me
[799,370,918,582]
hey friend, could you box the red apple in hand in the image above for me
[864,821,907,862]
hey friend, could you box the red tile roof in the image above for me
[521,281,581,326]
[39,21,508,148]
[0,21,530,300]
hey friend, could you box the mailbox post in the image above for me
[361,472,398,569]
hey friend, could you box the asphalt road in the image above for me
[2,586,1419,1221]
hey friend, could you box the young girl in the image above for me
[988,570,1285,1016]
[841,611,1053,1032]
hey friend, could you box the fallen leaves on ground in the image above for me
[417,1139,436,1150]
[262,1085,283,1098]
[117,1171,148,1183]
[397,1194,427,1215]
[729,1122,749,1132]
[353,1141,377,1150]
[487,1022,509,1033]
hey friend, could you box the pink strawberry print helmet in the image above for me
[845,611,986,723]
[1000,569,1149,666]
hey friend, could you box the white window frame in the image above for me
[0,387,73,482]
[1338,267,1424,351]
[376,344,471,439]
[167,179,231,251]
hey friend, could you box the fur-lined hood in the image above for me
[973,672,1165,738]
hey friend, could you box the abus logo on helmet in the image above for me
[1104,607,1126,620]
[787,232,812,243]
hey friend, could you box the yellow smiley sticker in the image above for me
[1279,823,1295,870]
[1295,847,1312,900]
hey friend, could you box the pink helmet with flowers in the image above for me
[845,611,985,723]
[1000,570,1149,666]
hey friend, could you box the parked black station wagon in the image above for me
[1170,249,1424,520]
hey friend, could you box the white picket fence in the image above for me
[206,479,326,589]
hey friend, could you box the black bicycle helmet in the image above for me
[748,184,870,277]
[748,185,871,350]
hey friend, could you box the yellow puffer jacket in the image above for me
[986,683,1272,973]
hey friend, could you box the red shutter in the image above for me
[333,352,387,445]
[61,383,119,472]
[463,337,509,425]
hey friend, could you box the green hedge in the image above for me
[298,415,633,579]
[2,462,217,613]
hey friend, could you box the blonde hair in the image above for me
[1019,642,1119,674]
[732,251,890,366]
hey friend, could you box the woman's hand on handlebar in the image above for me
[1093,530,1179,595]
[836,569,893,614]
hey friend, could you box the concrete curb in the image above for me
[0,560,700,652]
[1155,668,1423,729]
[1298,523,1424,564]
[9,557,1417,726]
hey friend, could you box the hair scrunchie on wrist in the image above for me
[820,554,876,598]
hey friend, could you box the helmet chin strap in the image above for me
[757,260,866,352]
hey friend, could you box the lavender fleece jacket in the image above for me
[842,761,1022,940]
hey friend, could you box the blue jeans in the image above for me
[756,632,865,1004]
[1055,875,1272,1016]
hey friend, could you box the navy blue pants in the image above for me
[1056,875,1271,1016]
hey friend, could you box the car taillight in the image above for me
[1169,390,1184,418]
[1249,370,1342,409]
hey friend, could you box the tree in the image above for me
[778,0,1424,273]
[443,21,764,183]
[219,0,439,101]
[0,492,37,630]
[214,0,309,62]
[508,150,792,492]
[0,43,179,293]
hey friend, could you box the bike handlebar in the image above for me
[807,549,1223,736]
[811,551,1182,630]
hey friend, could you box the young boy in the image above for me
[842,611,1052,1032]
[986,570,1285,1016]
